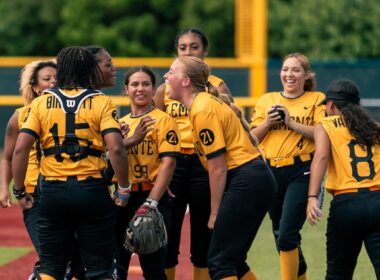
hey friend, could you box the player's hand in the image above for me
[120,121,130,138]
[266,104,287,125]
[131,116,156,144]
[17,194,34,210]
[208,212,217,229]
[0,187,12,208]
[307,197,322,226]
[114,184,131,207]
[133,199,158,226]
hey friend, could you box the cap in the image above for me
[321,79,360,105]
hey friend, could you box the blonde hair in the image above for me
[178,56,211,93]
[19,59,57,105]
[283,53,316,91]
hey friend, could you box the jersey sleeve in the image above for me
[20,100,40,139]
[250,97,268,129]
[192,110,226,160]
[157,115,181,158]
[313,93,327,124]
[100,97,122,136]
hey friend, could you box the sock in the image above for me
[280,248,299,280]
[165,267,176,280]
[193,266,211,280]
[240,270,258,280]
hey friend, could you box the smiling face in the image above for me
[125,71,154,108]
[164,59,189,101]
[32,66,56,95]
[177,33,208,59]
[96,49,116,88]
[280,57,309,96]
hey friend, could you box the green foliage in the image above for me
[0,0,64,55]
[1,0,380,59]
[269,0,380,60]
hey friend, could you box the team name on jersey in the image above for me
[46,96,93,109]
[271,116,314,130]
[165,102,188,117]
[127,140,154,155]
[332,117,346,128]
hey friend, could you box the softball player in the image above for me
[250,53,325,280]
[153,27,234,280]
[307,79,380,279]
[164,56,276,280]
[11,46,130,280]
[114,66,180,280]
[0,60,56,278]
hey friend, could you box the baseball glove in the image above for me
[124,199,167,255]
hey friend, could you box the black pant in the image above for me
[115,191,171,280]
[38,177,117,280]
[165,154,211,268]
[23,186,41,255]
[208,159,276,280]
[269,161,311,276]
[326,190,380,280]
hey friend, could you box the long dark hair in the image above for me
[55,46,102,90]
[329,79,380,147]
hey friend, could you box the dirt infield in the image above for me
[0,205,192,279]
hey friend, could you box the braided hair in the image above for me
[55,46,102,90]
[328,79,380,147]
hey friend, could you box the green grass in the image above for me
[0,246,33,266]
[248,195,376,280]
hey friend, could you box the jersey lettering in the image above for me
[166,102,188,117]
[332,117,346,128]
[127,140,154,155]
[348,139,376,181]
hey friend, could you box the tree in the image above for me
[269,0,380,60]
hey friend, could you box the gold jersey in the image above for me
[20,89,121,180]
[190,92,260,171]
[164,74,224,149]
[321,115,380,192]
[120,108,181,184]
[250,91,326,159]
[16,106,39,193]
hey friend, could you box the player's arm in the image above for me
[0,112,19,207]
[104,132,129,187]
[153,83,166,111]
[148,156,176,201]
[12,131,35,210]
[307,124,330,225]
[250,107,283,143]
[207,153,227,230]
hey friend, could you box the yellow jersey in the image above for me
[190,92,260,171]
[164,74,224,149]
[321,115,380,193]
[20,89,121,180]
[120,108,181,184]
[16,106,39,193]
[251,91,326,159]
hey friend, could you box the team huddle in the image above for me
[0,27,380,280]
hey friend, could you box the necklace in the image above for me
[131,104,154,118]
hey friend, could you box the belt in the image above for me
[131,183,154,192]
[333,185,380,196]
[44,174,103,181]
[180,148,196,155]
[269,153,313,168]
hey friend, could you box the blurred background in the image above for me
[0,0,379,148]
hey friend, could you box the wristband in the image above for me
[144,198,158,208]
[307,195,318,198]
[13,185,27,200]
[118,182,132,192]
